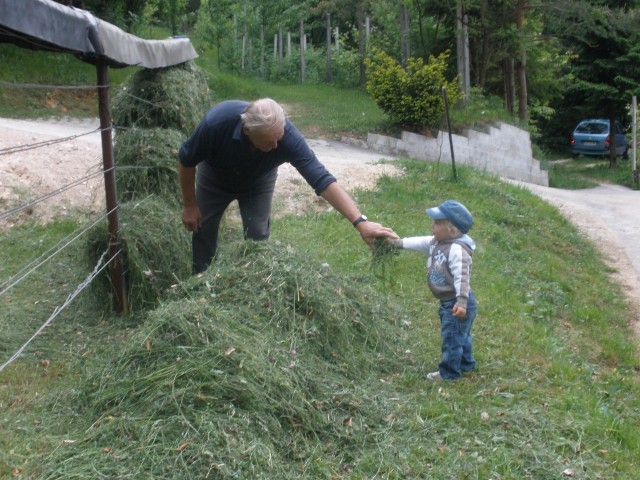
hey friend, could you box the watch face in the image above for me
[361,215,368,221]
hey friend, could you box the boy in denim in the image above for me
[390,200,477,381]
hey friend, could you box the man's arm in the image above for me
[178,162,201,232]
[319,182,398,250]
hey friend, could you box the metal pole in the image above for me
[442,86,458,180]
[96,60,128,314]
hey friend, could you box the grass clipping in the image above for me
[112,60,211,135]
[48,241,411,479]
[114,127,184,204]
[85,195,191,313]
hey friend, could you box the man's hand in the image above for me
[182,205,202,232]
[356,220,399,251]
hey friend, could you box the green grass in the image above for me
[549,156,640,190]
[2,44,640,479]
[2,163,639,478]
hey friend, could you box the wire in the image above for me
[0,206,117,296]
[0,248,118,374]
[0,166,111,221]
[0,81,107,90]
[0,126,107,156]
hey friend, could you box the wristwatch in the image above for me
[352,214,368,227]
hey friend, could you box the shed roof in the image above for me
[0,0,198,68]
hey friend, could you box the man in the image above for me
[178,98,398,274]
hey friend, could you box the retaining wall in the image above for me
[343,122,548,186]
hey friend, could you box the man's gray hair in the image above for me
[241,98,286,135]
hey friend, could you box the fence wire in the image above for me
[0,248,116,374]
[0,81,120,371]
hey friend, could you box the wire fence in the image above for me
[0,81,119,373]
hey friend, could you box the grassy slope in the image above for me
[1,46,639,479]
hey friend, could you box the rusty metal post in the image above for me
[96,59,128,314]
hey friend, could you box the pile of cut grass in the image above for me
[112,61,212,135]
[40,241,411,479]
[114,127,184,203]
[86,61,213,312]
[85,195,190,313]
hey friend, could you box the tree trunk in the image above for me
[515,1,528,122]
[399,2,410,67]
[358,6,366,88]
[503,58,514,114]
[609,111,618,167]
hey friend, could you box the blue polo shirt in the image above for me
[178,100,337,194]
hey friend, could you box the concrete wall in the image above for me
[343,122,548,186]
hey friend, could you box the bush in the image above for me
[365,49,462,129]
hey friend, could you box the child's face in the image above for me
[431,219,453,241]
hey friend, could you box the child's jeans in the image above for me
[438,291,477,380]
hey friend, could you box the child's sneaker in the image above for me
[426,371,441,381]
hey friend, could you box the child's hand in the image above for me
[452,304,467,318]
[384,238,403,248]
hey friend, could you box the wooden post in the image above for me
[96,60,128,314]
[325,13,332,83]
[300,19,306,82]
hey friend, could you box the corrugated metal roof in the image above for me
[0,0,198,68]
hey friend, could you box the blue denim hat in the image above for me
[426,200,473,233]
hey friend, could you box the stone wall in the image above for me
[342,122,548,186]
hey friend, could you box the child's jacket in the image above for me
[401,234,475,308]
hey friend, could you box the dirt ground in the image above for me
[1,117,638,337]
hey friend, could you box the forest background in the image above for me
[47,0,640,160]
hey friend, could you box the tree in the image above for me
[549,0,640,165]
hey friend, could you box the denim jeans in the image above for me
[437,291,477,380]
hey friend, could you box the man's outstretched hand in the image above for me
[356,221,399,251]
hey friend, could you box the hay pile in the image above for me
[112,61,211,135]
[86,196,191,312]
[50,242,411,478]
[114,127,184,204]
[88,61,212,311]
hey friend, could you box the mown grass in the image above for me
[2,39,640,479]
[2,162,639,478]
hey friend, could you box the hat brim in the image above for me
[426,206,447,220]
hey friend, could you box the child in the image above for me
[390,199,477,381]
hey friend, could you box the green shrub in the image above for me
[365,49,462,128]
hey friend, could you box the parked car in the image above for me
[570,119,629,158]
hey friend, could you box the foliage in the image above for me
[365,48,462,128]
[448,87,521,132]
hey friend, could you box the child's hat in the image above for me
[426,199,473,233]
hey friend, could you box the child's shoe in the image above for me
[426,371,441,381]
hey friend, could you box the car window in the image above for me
[575,122,608,134]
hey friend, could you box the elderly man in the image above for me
[178,98,397,274]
